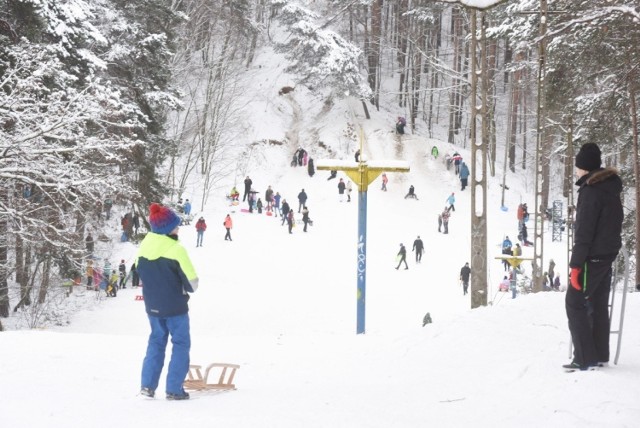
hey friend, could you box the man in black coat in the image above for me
[460,262,471,295]
[412,236,424,263]
[565,143,623,371]
[281,200,290,226]
[243,176,252,202]
[297,189,307,213]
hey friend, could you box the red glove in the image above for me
[570,267,582,291]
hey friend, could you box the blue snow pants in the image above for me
[141,313,191,394]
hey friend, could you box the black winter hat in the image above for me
[575,143,601,171]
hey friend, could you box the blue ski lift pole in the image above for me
[316,129,409,334]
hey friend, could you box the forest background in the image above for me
[0,0,638,329]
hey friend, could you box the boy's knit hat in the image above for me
[149,203,181,235]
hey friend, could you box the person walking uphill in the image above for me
[446,192,456,212]
[412,236,424,263]
[136,203,199,400]
[281,199,290,226]
[395,243,409,270]
[297,189,308,213]
[223,214,233,241]
[460,262,471,295]
[565,143,623,372]
[301,206,311,232]
[459,162,470,191]
[195,217,207,247]
[338,178,346,202]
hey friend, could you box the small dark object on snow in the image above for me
[278,86,295,95]
[422,312,433,326]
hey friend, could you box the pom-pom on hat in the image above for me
[148,203,181,235]
[575,143,601,171]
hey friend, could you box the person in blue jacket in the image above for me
[136,203,199,400]
[459,162,470,191]
[446,192,456,212]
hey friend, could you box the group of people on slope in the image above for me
[291,147,316,176]
[437,193,456,234]
[86,258,139,297]
[129,139,622,406]
[442,152,469,191]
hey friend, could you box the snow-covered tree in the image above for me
[273,1,371,100]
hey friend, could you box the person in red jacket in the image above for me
[223,214,233,241]
[195,217,207,247]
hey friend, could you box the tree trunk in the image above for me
[0,186,8,318]
[397,0,408,107]
[448,7,464,144]
[38,256,51,305]
[521,80,528,170]
[627,55,640,290]
[541,128,553,211]
[487,35,498,176]
[430,12,442,136]
[367,0,382,108]
[15,235,28,307]
[13,254,38,314]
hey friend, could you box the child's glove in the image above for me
[570,267,582,291]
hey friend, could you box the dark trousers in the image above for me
[566,260,613,365]
[224,228,232,240]
[415,251,422,263]
[463,281,469,295]
[396,256,408,269]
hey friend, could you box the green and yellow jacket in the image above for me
[136,233,199,317]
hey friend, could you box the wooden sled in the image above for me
[184,363,240,391]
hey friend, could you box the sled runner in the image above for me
[183,363,240,391]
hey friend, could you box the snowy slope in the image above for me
[1,45,639,428]
[2,120,639,427]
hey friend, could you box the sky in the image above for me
[1,42,639,428]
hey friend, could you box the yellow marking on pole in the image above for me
[495,255,533,268]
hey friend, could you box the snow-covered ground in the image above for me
[2,118,639,427]
[2,41,639,427]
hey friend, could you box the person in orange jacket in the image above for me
[223,214,233,241]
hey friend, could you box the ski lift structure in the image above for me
[316,127,409,334]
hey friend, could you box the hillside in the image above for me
[2,65,639,426]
